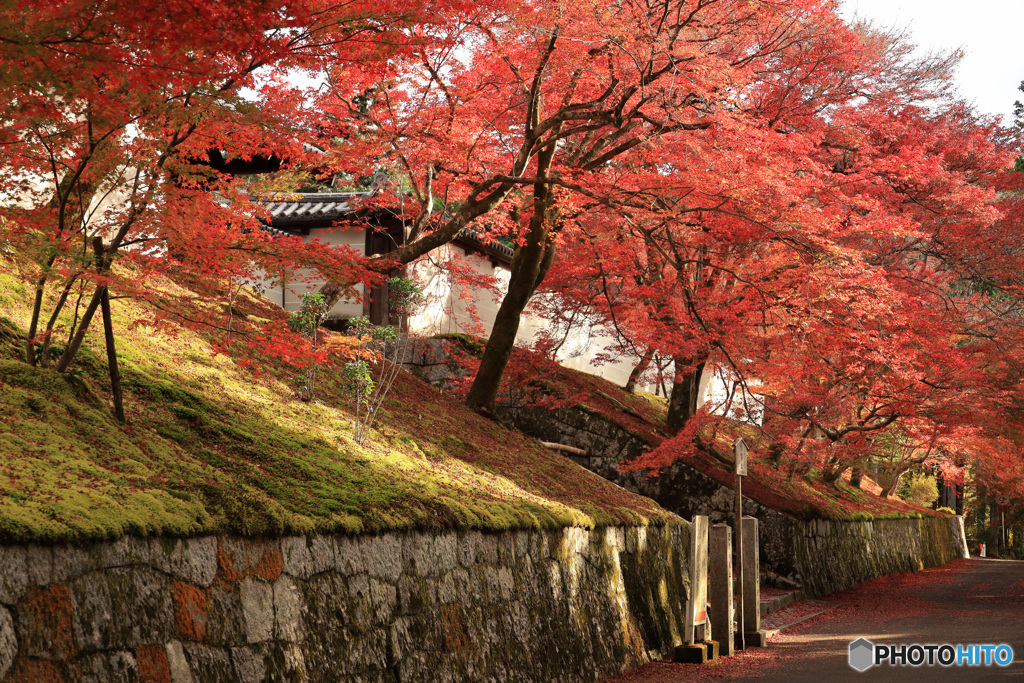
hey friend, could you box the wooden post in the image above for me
[710,524,734,656]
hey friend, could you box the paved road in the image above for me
[606,558,1024,682]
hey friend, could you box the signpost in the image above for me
[997,494,1008,549]
[733,438,748,651]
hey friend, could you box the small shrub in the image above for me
[904,472,939,508]
[342,277,422,444]
[288,292,329,400]
[935,506,956,516]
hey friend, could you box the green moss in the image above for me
[0,266,673,544]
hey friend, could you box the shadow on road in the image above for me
[604,558,1024,682]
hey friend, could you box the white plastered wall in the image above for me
[258,228,734,399]
[259,226,365,318]
[407,244,644,389]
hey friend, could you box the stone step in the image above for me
[760,589,803,616]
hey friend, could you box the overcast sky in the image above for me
[842,0,1024,123]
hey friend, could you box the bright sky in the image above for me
[842,0,1024,123]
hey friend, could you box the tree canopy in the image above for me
[2,0,1024,505]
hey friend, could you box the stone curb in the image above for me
[763,601,835,638]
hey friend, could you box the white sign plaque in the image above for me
[734,438,748,477]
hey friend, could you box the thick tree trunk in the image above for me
[464,239,555,414]
[849,460,864,488]
[625,348,654,394]
[465,137,559,415]
[821,461,851,484]
[666,357,706,433]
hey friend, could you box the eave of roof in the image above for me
[263,191,373,224]
[454,228,515,263]
[259,191,515,265]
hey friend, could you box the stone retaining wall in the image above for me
[499,404,969,598]
[0,524,690,682]
[794,516,969,597]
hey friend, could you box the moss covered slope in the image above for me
[0,270,673,544]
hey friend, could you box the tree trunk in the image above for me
[821,461,851,484]
[666,356,706,432]
[54,286,104,373]
[625,348,654,394]
[849,460,864,488]
[99,287,125,423]
[465,139,558,415]
[464,239,555,414]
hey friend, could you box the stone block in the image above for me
[182,642,235,680]
[69,572,115,652]
[455,532,479,568]
[283,643,309,680]
[72,650,137,682]
[389,617,412,665]
[368,578,397,625]
[744,630,767,648]
[172,581,209,642]
[165,640,194,683]
[436,571,457,604]
[99,536,150,570]
[336,535,365,575]
[513,531,529,560]
[396,575,426,616]
[25,544,53,586]
[217,537,249,582]
[230,646,267,682]
[239,579,275,644]
[296,534,338,578]
[106,567,175,648]
[674,643,707,663]
[52,545,96,583]
[0,607,16,680]
[151,537,218,587]
[280,536,312,579]
[18,584,77,660]
[245,540,283,582]
[0,546,27,605]
[136,644,172,682]
[274,575,305,643]
[361,534,405,582]
[205,584,246,646]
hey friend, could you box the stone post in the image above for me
[676,516,713,663]
[742,516,767,647]
[709,524,734,656]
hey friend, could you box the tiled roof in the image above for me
[263,191,373,223]
[456,228,515,261]
[259,191,514,263]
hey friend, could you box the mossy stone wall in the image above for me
[499,404,969,597]
[0,524,690,682]
[793,516,969,597]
